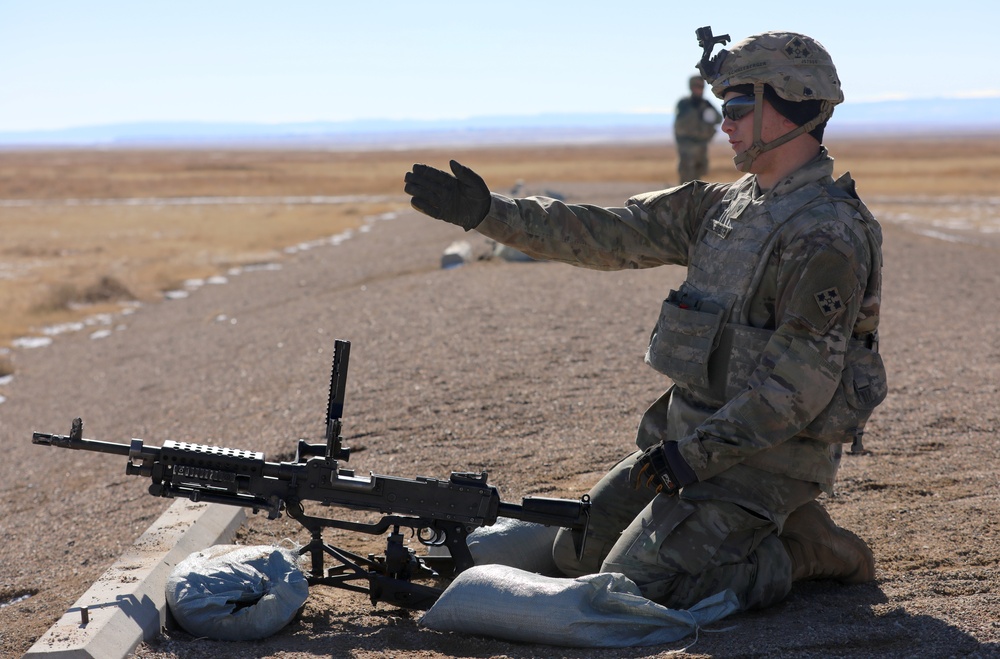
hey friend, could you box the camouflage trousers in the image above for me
[677,139,710,184]
[553,452,821,611]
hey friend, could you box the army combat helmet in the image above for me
[695,27,843,171]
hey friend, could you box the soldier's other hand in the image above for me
[628,443,695,496]
[404,160,491,231]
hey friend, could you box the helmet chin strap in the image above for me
[733,82,834,172]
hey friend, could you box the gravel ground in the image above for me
[1,183,998,658]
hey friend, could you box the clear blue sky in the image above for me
[1,0,996,132]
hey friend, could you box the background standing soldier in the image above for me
[674,74,722,183]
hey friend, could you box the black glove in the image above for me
[403,160,491,231]
[629,442,696,496]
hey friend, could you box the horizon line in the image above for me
[1,91,999,136]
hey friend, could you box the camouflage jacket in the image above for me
[477,149,885,489]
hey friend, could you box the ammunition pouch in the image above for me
[645,287,887,443]
[645,288,735,396]
[799,338,887,443]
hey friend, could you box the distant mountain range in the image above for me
[1,95,997,148]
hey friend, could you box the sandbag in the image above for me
[421,564,737,647]
[166,544,309,641]
[466,517,561,575]
[426,517,562,575]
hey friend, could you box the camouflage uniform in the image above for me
[402,29,884,612]
[674,93,721,183]
[474,148,886,610]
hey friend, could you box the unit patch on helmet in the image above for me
[784,37,812,60]
[814,287,844,316]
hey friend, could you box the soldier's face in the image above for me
[721,91,798,172]
[690,83,704,98]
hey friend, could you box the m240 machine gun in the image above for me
[32,339,590,610]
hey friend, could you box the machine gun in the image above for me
[32,339,590,610]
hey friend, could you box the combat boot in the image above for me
[780,500,875,584]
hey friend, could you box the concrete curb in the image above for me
[25,500,246,659]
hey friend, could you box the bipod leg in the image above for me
[304,527,326,581]
[296,527,376,596]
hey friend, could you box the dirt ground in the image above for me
[1,143,999,658]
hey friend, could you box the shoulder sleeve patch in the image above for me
[814,287,844,317]
[783,248,861,335]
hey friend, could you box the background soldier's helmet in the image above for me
[707,31,844,105]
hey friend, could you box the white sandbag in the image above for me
[166,544,309,641]
[441,240,473,268]
[421,564,737,647]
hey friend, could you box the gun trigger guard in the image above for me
[417,526,446,546]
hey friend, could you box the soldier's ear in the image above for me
[779,114,799,130]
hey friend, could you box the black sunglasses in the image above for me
[722,95,755,121]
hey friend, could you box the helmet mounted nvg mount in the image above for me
[696,26,731,81]
[694,25,839,172]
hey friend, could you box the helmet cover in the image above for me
[707,31,843,105]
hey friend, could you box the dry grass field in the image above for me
[1,135,998,370]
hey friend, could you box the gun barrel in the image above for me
[32,431,133,457]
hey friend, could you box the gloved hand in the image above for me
[404,160,491,231]
[629,442,696,496]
